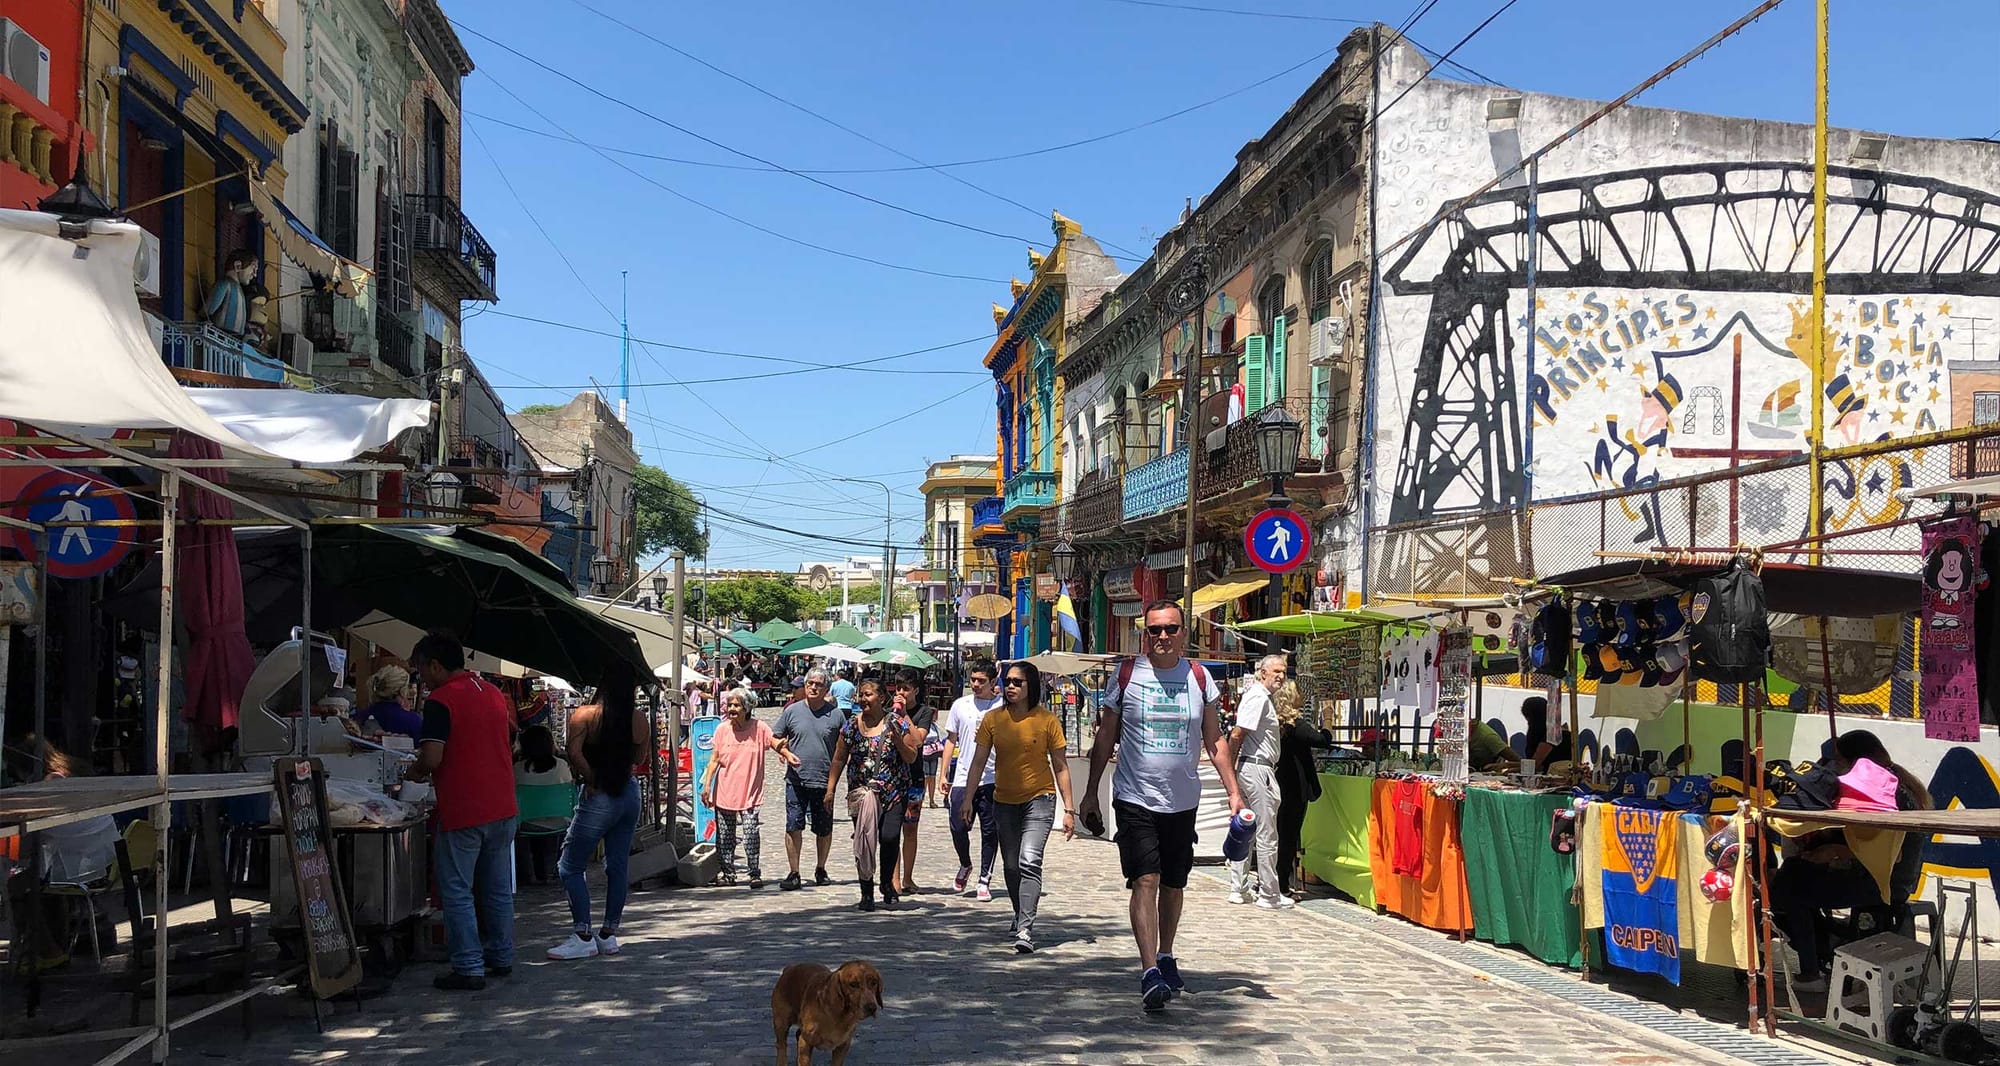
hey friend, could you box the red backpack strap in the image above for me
[1189,659,1210,695]
[1114,657,1135,699]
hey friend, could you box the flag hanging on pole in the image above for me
[1055,590,1081,650]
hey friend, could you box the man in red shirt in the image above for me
[402,633,519,990]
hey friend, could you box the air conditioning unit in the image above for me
[133,227,162,297]
[424,216,449,247]
[1309,316,1348,367]
[283,333,315,367]
[0,20,51,104]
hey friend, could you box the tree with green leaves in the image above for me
[841,582,919,621]
[702,577,828,625]
[631,462,707,558]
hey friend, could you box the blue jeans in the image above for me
[949,784,999,881]
[558,781,642,935]
[436,816,518,976]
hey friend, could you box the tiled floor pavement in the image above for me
[133,729,1788,1064]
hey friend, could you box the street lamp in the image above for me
[590,553,614,595]
[424,470,466,515]
[652,573,672,612]
[1050,539,1077,585]
[1255,404,1303,643]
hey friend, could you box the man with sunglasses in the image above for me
[773,667,846,891]
[1081,600,1246,1012]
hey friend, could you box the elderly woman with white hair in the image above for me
[1227,653,1293,909]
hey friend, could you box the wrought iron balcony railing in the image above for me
[406,193,498,302]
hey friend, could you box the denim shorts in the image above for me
[785,777,834,836]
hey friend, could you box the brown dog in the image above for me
[771,960,884,1066]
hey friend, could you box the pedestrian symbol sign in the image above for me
[1245,507,1311,575]
[14,472,136,579]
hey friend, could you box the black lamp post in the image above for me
[424,470,466,516]
[590,553,614,596]
[1254,404,1303,642]
[652,573,672,613]
[1050,540,1078,651]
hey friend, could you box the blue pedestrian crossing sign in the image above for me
[17,471,136,580]
[1244,507,1311,575]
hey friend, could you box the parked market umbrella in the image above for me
[314,524,650,684]
[724,629,783,652]
[858,632,923,653]
[780,631,831,654]
[170,432,256,739]
[821,623,871,647]
[755,618,807,644]
[1021,651,1116,676]
[865,646,939,668]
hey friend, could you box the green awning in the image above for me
[858,632,922,653]
[780,631,830,654]
[1232,603,1451,636]
[821,623,871,647]
[724,628,783,651]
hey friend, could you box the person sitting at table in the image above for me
[354,665,423,739]
[1520,696,1572,771]
[1770,729,1933,993]
[4,738,120,972]
[514,725,574,885]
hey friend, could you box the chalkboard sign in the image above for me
[273,758,362,1000]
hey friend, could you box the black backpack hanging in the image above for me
[1688,558,1770,684]
[1529,595,1572,678]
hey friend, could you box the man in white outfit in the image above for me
[1228,653,1291,909]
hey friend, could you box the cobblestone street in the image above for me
[165,718,1779,1066]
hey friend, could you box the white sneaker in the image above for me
[547,934,598,961]
[1228,889,1249,905]
[1253,897,1280,910]
[1274,895,1296,909]
[598,934,621,956]
[976,882,993,902]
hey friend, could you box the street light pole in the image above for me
[835,477,893,630]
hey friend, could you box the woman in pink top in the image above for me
[700,689,797,887]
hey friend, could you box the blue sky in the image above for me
[452,0,2000,571]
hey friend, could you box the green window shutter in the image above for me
[1270,314,1287,411]
[1243,334,1267,414]
[1309,366,1330,459]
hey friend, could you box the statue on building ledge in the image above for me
[202,249,266,339]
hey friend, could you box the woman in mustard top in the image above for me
[957,661,1075,953]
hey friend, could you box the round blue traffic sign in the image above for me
[16,471,136,579]
[1245,507,1311,575]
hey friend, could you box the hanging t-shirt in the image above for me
[709,719,775,813]
[1391,778,1425,878]
[1104,658,1221,814]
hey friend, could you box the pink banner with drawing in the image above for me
[1921,514,1981,743]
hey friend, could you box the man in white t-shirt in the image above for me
[1081,600,1246,1013]
[1228,653,1290,909]
[939,660,1003,900]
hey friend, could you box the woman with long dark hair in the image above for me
[548,663,649,961]
[958,660,1075,952]
[824,679,920,911]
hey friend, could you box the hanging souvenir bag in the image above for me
[1688,558,1770,684]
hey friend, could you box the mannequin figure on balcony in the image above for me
[203,249,261,337]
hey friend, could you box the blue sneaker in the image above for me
[1155,954,1185,996]
[1140,967,1172,1012]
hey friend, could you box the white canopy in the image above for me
[578,596,697,674]
[1904,474,2000,500]
[346,611,531,677]
[0,208,428,462]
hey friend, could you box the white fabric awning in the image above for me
[0,208,428,463]
[577,596,697,673]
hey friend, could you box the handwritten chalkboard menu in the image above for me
[273,758,362,999]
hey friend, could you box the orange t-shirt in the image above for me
[975,706,1067,805]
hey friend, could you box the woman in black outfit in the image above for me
[1273,680,1333,898]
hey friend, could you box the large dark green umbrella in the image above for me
[858,632,922,653]
[821,623,871,647]
[781,631,831,654]
[755,618,807,644]
[724,629,783,652]
[315,524,650,684]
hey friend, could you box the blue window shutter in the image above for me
[1243,334,1267,415]
[1309,366,1330,459]
[1270,314,1287,411]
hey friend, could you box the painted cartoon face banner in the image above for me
[1922,515,1981,743]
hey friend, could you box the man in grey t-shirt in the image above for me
[1081,600,1246,1013]
[1227,653,1289,909]
[772,669,846,890]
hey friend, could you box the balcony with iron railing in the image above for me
[449,437,506,503]
[407,193,498,302]
[1197,397,1322,501]
[1066,468,1123,538]
[1002,469,1055,525]
[1122,449,1188,523]
[160,321,291,387]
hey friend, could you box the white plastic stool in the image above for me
[1826,932,1931,1041]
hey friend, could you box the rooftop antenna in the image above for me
[618,270,630,424]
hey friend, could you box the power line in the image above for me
[473,72,1001,285]
[456,21,1072,254]
[1091,0,1363,22]
[1369,0,1523,134]
[562,0,1148,263]
[786,380,992,459]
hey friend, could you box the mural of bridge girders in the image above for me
[1377,161,2000,593]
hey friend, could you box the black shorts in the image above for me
[1113,800,1198,890]
[786,778,834,836]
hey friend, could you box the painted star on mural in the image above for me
[1944,326,1954,339]
[1516,315,1531,331]
[1931,369,1942,383]
[1868,410,1881,422]
[1839,333,1852,347]
[1915,313,1927,328]
[1692,325,1709,341]
[1866,469,1887,494]
[1611,356,1625,371]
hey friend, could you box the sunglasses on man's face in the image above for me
[1145,624,1183,636]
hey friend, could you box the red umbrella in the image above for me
[169,432,256,740]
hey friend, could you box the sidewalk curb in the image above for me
[1193,869,1841,1066]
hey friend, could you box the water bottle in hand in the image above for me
[1222,809,1257,863]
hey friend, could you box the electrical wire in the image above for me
[473,73,1001,285]
[563,0,1149,262]
[457,22,1066,252]
[1367,0,1522,135]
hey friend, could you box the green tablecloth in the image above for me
[1459,788,1581,967]
[1299,773,1374,909]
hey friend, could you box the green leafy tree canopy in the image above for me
[632,462,707,558]
[703,577,828,625]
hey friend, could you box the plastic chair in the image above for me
[514,781,576,893]
[43,822,146,960]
